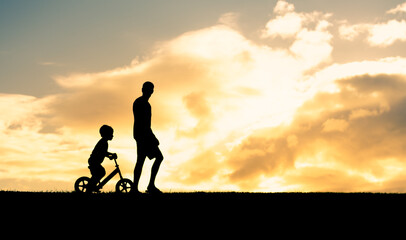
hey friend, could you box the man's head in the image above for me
[142,81,154,97]
[100,125,114,140]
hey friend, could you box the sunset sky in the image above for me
[2,0,406,192]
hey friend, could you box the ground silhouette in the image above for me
[3,191,406,213]
[3,191,405,230]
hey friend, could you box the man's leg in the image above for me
[133,153,146,192]
[148,148,163,190]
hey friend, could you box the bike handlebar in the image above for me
[112,158,119,167]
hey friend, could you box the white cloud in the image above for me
[339,2,406,47]
[387,2,406,14]
[262,2,332,40]
[338,22,369,41]
[289,24,332,69]
[262,12,303,39]
[261,1,333,70]
[273,0,295,15]
[367,19,406,47]
[309,57,406,93]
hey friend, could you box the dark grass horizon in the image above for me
[0,190,406,199]
[4,190,406,213]
[3,189,406,194]
[4,190,406,223]
[4,190,406,211]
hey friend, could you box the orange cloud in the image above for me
[223,74,406,191]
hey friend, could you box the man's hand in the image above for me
[149,134,159,146]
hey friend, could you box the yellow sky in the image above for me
[3,0,406,192]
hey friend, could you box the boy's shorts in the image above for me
[136,140,162,160]
[88,164,106,179]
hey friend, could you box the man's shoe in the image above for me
[131,189,142,195]
[146,186,162,194]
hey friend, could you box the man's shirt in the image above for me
[133,96,154,141]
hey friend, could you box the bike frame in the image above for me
[97,158,123,189]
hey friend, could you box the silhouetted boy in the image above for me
[87,125,117,193]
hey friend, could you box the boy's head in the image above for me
[100,125,114,140]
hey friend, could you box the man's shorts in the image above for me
[136,140,162,160]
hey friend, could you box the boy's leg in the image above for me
[87,176,96,193]
[87,166,97,193]
[96,166,106,191]
[87,165,105,193]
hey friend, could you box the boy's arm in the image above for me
[106,152,117,160]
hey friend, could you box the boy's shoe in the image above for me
[146,186,162,194]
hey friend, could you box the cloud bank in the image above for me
[2,0,406,192]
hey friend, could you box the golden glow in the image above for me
[3,1,406,192]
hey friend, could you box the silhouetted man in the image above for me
[133,81,164,194]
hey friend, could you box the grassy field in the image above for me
[3,191,405,230]
[3,191,406,212]
[3,190,406,201]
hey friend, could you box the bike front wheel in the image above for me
[75,176,90,193]
[116,178,134,193]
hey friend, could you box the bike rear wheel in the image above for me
[75,176,90,193]
[116,178,133,193]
